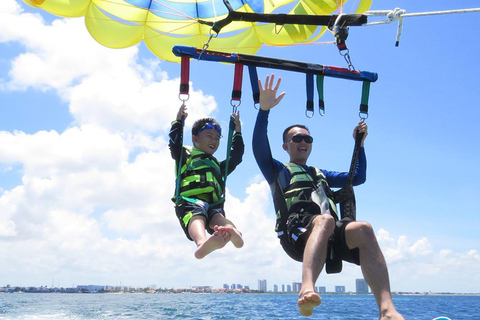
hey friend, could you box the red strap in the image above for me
[231,63,243,102]
[180,56,190,96]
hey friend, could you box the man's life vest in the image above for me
[174,146,224,205]
[272,163,338,234]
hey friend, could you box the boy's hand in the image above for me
[233,112,241,133]
[177,104,188,121]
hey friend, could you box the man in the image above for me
[253,75,404,319]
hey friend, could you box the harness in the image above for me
[273,163,338,235]
[175,146,224,205]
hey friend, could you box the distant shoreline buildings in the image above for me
[256,278,370,294]
[1,278,477,295]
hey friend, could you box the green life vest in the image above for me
[273,163,338,233]
[175,146,224,205]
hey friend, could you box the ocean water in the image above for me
[0,293,478,320]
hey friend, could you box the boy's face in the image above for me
[193,129,221,155]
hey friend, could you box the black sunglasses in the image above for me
[290,134,314,144]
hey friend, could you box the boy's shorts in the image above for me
[279,207,360,266]
[175,199,225,241]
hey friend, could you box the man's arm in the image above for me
[322,147,367,188]
[253,109,284,184]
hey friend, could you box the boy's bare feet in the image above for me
[194,232,229,259]
[298,291,321,317]
[215,225,244,248]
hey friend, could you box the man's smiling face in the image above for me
[282,127,313,165]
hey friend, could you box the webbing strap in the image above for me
[174,116,185,205]
[248,65,260,106]
[223,115,236,180]
[180,56,190,97]
[360,81,370,119]
[316,75,325,116]
[306,73,314,118]
[231,63,243,104]
[347,131,365,185]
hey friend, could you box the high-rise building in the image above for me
[335,286,345,293]
[287,285,292,292]
[318,286,326,293]
[282,284,285,292]
[292,282,301,293]
[258,279,267,292]
[356,278,369,294]
[273,284,278,292]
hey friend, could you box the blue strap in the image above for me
[248,65,260,107]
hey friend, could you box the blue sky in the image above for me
[0,0,479,294]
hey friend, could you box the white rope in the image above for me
[362,7,480,46]
[363,7,480,26]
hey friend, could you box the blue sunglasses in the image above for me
[196,123,222,136]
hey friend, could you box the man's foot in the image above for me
[380,311,405,320]
[298,291,321,317]
[215,225,244,248]
[194,233,229,259]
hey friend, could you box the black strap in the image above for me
[347,131,365,185]
[332,130,364,221]
[199,0,368,34]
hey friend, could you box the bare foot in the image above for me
[298,291,321,317]
[215,225,244,248]
[380,311,405,320]
[194,233,229,259]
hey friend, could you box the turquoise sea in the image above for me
[0,293,478,320]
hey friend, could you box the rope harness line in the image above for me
[364,7,480,46]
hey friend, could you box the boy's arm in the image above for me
[169,120,183,162]
[223,132,244,175]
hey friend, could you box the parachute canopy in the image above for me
[23,0,372,62]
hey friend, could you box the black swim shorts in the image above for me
[279,208,360,266]
[175,199,225,241]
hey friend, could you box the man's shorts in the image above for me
[279,208,360,266]
[175,199,225,241]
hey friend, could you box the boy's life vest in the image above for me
[271,163,338,234]
[174,146,225,205]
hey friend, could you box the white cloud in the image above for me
[377,229,480,293]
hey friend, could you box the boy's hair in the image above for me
[282,124,310,143]
[192,118,221,136]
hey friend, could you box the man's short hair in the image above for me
[192,118,221,136]
[283,124,310,143]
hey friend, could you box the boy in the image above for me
[169,104,244,259]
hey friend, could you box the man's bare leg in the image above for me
[345,222,405,320]
[189,215,229,259]
[298,214,335,317]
